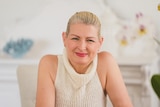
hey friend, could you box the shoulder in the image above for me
[98,51,116,63]
[97,51,119,75]
[97,51,117,92]
[38,54,58,81]
[39,54,58,64]
[39,54,58,69]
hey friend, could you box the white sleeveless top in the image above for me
[55,50,106,107]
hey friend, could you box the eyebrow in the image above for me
[70,34,97,39]
[70,34,78,37]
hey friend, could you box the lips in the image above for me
[76,52,88,57]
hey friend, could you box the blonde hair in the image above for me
[66,11,101,38]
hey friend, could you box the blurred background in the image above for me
[0,0,160,107]
[0,0,159,58]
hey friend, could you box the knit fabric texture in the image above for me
[55,49,106,107]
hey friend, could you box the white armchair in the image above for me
[17,65,38,107]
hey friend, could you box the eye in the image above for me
[71,37,79,40]
[87,39,95,42]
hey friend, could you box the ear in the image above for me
[98,36,104,51]
[62,32,67,47]
[99,36,104,46]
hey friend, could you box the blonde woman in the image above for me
[36,11,133,107]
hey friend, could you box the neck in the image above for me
[70,62,91,74]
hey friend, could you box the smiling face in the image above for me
[63,23,103,66]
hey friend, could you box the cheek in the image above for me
[90,43,100,50]
[88,45,99,52]
[66,41,76,49]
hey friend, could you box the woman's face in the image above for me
[62,23,103,66]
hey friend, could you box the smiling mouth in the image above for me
[76,52,88,57]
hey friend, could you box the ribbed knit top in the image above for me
[55,50,106,107]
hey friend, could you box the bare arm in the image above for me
[35,55,57,107]
[102,52,133,107]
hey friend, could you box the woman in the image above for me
[36,11,133,107]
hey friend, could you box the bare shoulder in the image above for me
[39,54,58,66]
[38,54,58,82]
[97,51,119,75]
[98,51,116,63]
[98,52,133,107]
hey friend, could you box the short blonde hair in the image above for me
[66,11,101,38]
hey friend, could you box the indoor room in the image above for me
[0,0,160,107]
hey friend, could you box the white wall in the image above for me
[1,0,159,36]
[0,0,159,58]
[0,0,109,57]
[0,0,53,56]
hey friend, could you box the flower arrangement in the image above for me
[116,12,156,57]
[3,38,34,58]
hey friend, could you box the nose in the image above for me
[78,40,87,50]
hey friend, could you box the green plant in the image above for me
[151,74,160,99]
